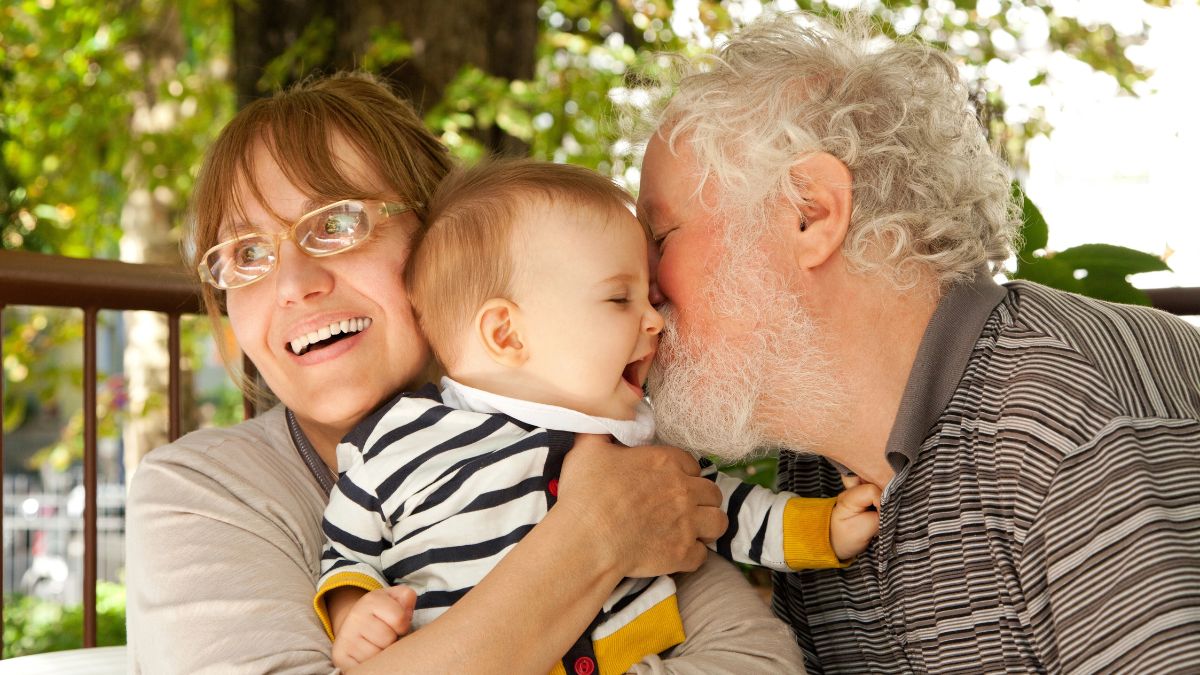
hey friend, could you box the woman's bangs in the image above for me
[262,102,381,205]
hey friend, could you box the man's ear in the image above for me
[786,152,853,270]
[475,298,527,367]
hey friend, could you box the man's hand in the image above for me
[830,476,882,561]
[329,586,416,669]
[558,434,727,578]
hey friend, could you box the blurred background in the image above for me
[1,0,1196,657]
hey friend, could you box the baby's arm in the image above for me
[314,471,398,649]
[702,461,879,570]
[830,475,881,560]
[327,585,416,669]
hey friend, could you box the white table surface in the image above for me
[0,646,126,674]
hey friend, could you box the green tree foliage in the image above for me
[2,0,1173,453]
[1010,185,1169,305]
[0,0,1176,646]
[1,0,234,257]
[1,0,234,437]
[420,0,1164,172]
[2,582,126,657]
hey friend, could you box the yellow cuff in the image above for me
[548,594,686,675]
[313,571,385,640]
[782,497,850,569]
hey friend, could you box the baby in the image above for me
[314,159,881,673]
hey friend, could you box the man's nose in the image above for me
[647,239,665,306]
[273,240,333,305]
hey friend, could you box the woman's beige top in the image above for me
[125,406,806,674]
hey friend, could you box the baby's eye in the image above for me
[609,297,630,305]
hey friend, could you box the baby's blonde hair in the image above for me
[407,159,635,368]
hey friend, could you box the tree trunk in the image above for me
[233,0,538,154]
[119,5,191,479]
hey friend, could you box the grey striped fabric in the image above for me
[774,279,1200,674]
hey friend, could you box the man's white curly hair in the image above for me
[655,13,1020,288]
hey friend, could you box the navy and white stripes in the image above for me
[317,387,682,645]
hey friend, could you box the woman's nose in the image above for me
[273,240,333,305]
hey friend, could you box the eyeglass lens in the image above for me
[204,201,373,288]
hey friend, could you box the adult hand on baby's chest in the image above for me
[558,434,726,577]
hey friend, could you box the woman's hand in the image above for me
[557,434,727,578]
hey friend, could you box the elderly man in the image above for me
[639,14,1200,674]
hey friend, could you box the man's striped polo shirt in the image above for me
[775,274,1200,673]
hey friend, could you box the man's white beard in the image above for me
[648,240,844,463]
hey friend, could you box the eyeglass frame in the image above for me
[196,199,416,290]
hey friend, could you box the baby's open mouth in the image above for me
[288,317,371,356]
[622,354,652,391]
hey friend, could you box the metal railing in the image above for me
[1,248,1199,655]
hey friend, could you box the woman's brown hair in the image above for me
[187,72,453,399]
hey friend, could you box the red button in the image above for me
[573,656,595,675]
[548,479,559,496]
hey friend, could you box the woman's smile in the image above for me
[287,315,373,356]
[285,321,369,366]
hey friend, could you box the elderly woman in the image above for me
[125,73,804,674]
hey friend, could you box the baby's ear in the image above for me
[475,298,527,367]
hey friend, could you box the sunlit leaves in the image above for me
[2,0,236,461]
[1011,188,1169,305]
[2,0,234,258]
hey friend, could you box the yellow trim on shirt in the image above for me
[549,594,686,675]
[783,497,851,569]
[312,571,385,640]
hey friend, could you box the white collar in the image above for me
[439,377,656,447]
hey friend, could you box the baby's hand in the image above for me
[830,476,882,561]
[331,586,416,669]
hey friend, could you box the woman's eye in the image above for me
[323,213,358,235]
[236,242,270,265]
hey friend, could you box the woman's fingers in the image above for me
[560,437,728,577]
[693,504,729,545]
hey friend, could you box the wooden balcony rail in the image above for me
[0,249,205,655]
[1,248,1199,657]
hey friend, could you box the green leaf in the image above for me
[1012,256,1084,294]
[1052,243,1170,276]
[1079,273,1152,306]
[717,454,779,490]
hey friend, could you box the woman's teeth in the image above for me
[289,317,372,355]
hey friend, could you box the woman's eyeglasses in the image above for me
[197,199,413,290]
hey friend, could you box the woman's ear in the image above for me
[475,298,527,367]
[786,152,853,270]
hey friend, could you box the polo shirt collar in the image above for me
[884,270,1008,472]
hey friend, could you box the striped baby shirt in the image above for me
[775,275,1200,674]
[316,382,842,675]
